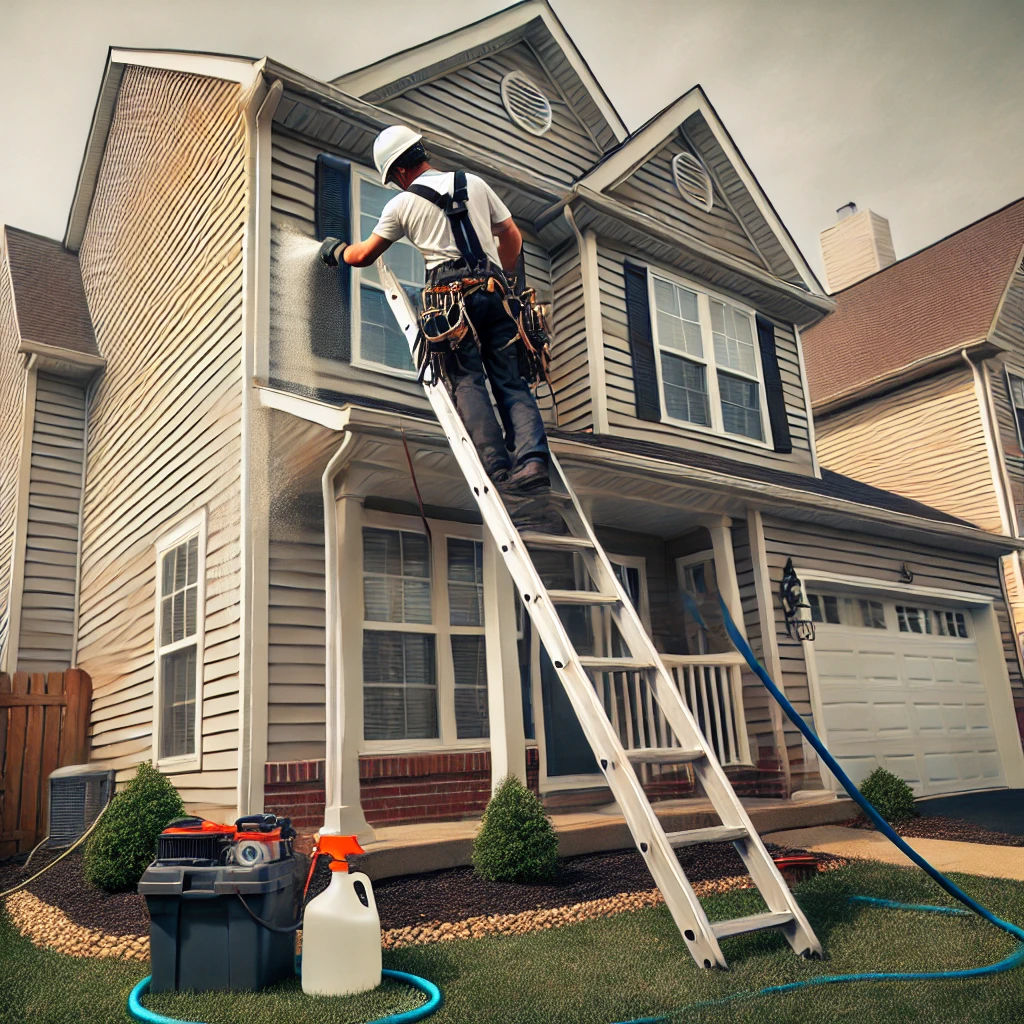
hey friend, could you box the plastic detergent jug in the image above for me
[301,835,382,996]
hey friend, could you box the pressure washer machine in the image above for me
[138,814,299,993]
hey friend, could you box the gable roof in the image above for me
[576,88,826,297]
[330,0,626,150]
[805,197,1024,412]
[3,226,100,362]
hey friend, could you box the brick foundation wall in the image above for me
[262,750,783,828]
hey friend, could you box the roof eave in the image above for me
[812,336,1006,416]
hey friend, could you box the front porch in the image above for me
[260,391,810,840]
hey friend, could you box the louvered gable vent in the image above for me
[500,70,553,136]
[672,152,714,212]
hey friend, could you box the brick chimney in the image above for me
[819,202,896,292]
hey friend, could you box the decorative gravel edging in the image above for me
[4,889,149,960]
[4,857,847,960]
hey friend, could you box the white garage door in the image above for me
[808,592,1005,796]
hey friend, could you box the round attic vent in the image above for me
[672,152,714,212]
[500,71,553,136]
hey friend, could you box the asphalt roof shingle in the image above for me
[4,226,99,359]
[803,198,1024,409]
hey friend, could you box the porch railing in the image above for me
[588,653,751,770]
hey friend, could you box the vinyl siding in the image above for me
[0,251,26,664]
[549,243,592,431]
[17,375,86,672]
[761,515,1024,726]
[596,241,815,472]
[76,67,247,811]
[267,516,327,763]
[815,368,1001,533]
[610,137,767,270]
[380,41,602,185]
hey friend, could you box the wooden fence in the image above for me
[0,670,92,857]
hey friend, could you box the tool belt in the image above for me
[414,263,552,397]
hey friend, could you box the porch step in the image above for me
[711,911,795,940]
[518,531,595,551]
[626,746,705,765]
[666,825,748,849]
[578,656,655,672]
[547,590,620,606]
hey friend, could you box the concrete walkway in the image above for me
[353,793,854,880]
[766,825,1024,881]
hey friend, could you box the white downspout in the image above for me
[321,434,374,841]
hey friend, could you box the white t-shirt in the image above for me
[372,170,512,271]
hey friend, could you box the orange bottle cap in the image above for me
[318,834,365,873]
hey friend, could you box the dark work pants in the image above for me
[447,287,549,478]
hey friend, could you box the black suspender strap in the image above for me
[406,171,489,270]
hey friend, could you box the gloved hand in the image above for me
[318,237,347,268]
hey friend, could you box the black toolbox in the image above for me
[138,858,296,992]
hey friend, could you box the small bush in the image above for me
[84,760,185,892]
[472,774,559,883]
[859,766,917,823]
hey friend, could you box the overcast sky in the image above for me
[2,0,1022,282]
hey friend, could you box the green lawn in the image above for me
[2,862,1023,1024]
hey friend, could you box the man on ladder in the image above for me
[320,125,552,498]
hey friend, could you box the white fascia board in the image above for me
[331,0,627,141]
[257,387,354,432]
[580,91,702,193]
[108,48,262,87]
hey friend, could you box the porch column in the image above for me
[483,524,527,789]
[322,492,374,841]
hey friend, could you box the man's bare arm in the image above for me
[341,233,393,268]
[493,217,522,273]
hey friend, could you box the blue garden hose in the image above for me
[127,968,442,1024]
[609,596,1024,1021]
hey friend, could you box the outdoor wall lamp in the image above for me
[780,558,815,642]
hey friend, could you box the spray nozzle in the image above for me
[318,237,346,268]
[318,834,365,872]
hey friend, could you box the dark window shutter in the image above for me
[314,153,352,360]
[755,314,792,453]
[623,262,661,423]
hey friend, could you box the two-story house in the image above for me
[2,2,1022,840]
[804,198,1024,750]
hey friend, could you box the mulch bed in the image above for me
[369,842,842,931]
[2,840,843,938]
[839,815,1024,848]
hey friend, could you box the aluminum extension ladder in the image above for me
[380,264,821,969]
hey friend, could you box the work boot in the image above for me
[511,507,569,536]
[504,458,549,495]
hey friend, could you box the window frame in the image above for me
[349,167,424,382]
[1005,368,1024,449]
[360,510,486,754]
[646,267,774,448]
[152,508,207,773]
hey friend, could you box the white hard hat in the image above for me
[373,125,423,186]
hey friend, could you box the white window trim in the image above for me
[361,509,487,754]
[350,167,422,382]
[646,266,774,449]
[152,508,207,773]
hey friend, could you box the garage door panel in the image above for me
[812,597,1004,796]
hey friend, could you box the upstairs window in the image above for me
[1007,371,1024,447]
[352,171,425,377]
[649,272,769,442]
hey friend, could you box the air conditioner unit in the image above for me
[47,764,115,847]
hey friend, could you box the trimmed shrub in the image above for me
[472,774,559,883]
[859,766,917,823]
[84,760,185,892]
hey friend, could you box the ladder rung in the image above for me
[711,911,795,940]
[626,747,705,765]
[518,531,595,551]
[666,825,748,849]
[547,590,620,606]
[578,656,655,672]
